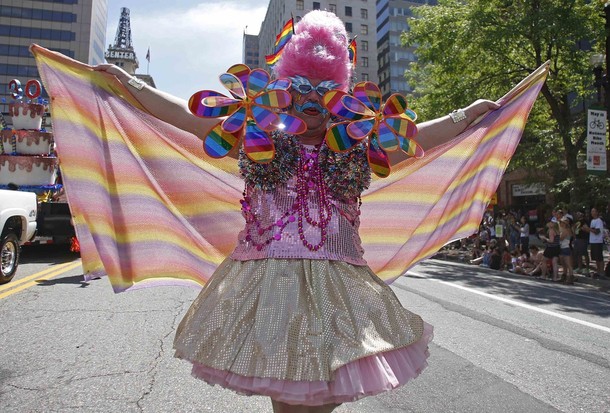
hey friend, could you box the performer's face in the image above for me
[288,76,339,137]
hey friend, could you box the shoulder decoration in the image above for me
[323,81,422,178]
[188,64,307,164]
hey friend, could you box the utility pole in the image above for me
[605,2,610,118]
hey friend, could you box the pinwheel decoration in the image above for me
[188,64,306,163]
[323,82,422,178]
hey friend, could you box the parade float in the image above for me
[0,79,75,254]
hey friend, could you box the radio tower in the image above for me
[105,8,138,74]
[104,8,155,87]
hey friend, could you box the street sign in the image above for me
[586,109,607,175]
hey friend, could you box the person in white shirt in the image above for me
[587,208,605,278]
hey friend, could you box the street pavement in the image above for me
[1,246,609,412]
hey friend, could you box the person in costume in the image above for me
[90,10,499,413]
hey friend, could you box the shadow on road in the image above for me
[411,260,610,319]
[35,274,90,288]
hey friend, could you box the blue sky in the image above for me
[107,0,268,100]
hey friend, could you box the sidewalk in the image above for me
[431,238,610,293]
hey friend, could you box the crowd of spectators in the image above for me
[461,206,610,285]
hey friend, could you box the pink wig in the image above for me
[273,10,353,91]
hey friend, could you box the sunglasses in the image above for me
[288,76,340,97]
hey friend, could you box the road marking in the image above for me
[0,260,82,299]
[0,261,78,292]
[410,271,610,334]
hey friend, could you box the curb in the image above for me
[430,250,610,293]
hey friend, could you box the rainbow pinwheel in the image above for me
[188,64,306,163]
[323,81,422,178]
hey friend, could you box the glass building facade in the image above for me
[0,0,107,114]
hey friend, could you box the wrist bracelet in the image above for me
[449,108,467,123]
[127,76,146,91]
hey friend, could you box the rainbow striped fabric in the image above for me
[32,44,547,291]
[265,18,294,66]
[348,39,357,67]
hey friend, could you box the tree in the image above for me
[402,0,608,207]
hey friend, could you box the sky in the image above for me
[106,0,268,100]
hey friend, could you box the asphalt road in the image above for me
[1,245,609,413]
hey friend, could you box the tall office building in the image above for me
[243,33,260,69]
[257,0,378,84]
[0,0,108,114]
[376,0,437,100]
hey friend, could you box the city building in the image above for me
[0,0,108,115]
[243,33,260,70]
[256,0,378,84]
[105,7,155,88]
[376,0,437,100]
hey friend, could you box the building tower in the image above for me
[376,0,437,100]
[256,0,378,85]
[105,8,155,87]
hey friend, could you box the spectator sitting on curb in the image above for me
[470,239,498,267]
[526,245,549,278]
[501,248,513,271]
[513,249,534,274]
[489,247,502,270]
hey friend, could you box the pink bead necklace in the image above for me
[241,144,333,252]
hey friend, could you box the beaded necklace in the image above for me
[239,131,371,200]
[240,143,333,252]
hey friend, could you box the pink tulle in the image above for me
[183,322,433,406]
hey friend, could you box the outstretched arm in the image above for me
[416,99,500,151]
[93,64,217,139]
[388,99,499,166]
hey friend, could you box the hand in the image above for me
[464,99,501,123]
[92,63,131,83]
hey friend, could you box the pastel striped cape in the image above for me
[31,44,548,292]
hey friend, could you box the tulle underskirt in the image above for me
[183,322,433,406]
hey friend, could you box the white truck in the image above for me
[0,189,37,283]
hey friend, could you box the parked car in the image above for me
[0,189,37,283]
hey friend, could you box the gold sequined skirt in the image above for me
[174,258,428,385]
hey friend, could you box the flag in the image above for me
[265,49,283,66]
[265,17,294,67]
[31,44,548,291]
[146,47,150,62]
[348,38,357,67]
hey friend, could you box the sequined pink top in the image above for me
[230,176,367,265]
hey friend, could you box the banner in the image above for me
[587,109,607,174]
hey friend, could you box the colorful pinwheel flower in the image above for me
[188,64,306,163]
[323,81,422,178]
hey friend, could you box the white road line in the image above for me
[409,271,610,334]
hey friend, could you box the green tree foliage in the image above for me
[402,0,609,207]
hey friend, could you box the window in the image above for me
[345,6,352,16]
[361,57,369,67]
[329,4,337,13]
[361,24,368,35]
[313,2,320,10]
[345,22,352,32]
[361,9,368,19]
[296,0,304,10]
[362,73,369,81]
[361,40,368,51]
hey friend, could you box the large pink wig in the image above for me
[273,10,353,91]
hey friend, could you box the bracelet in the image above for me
[449,108,467,123]
[127,76,146,91]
